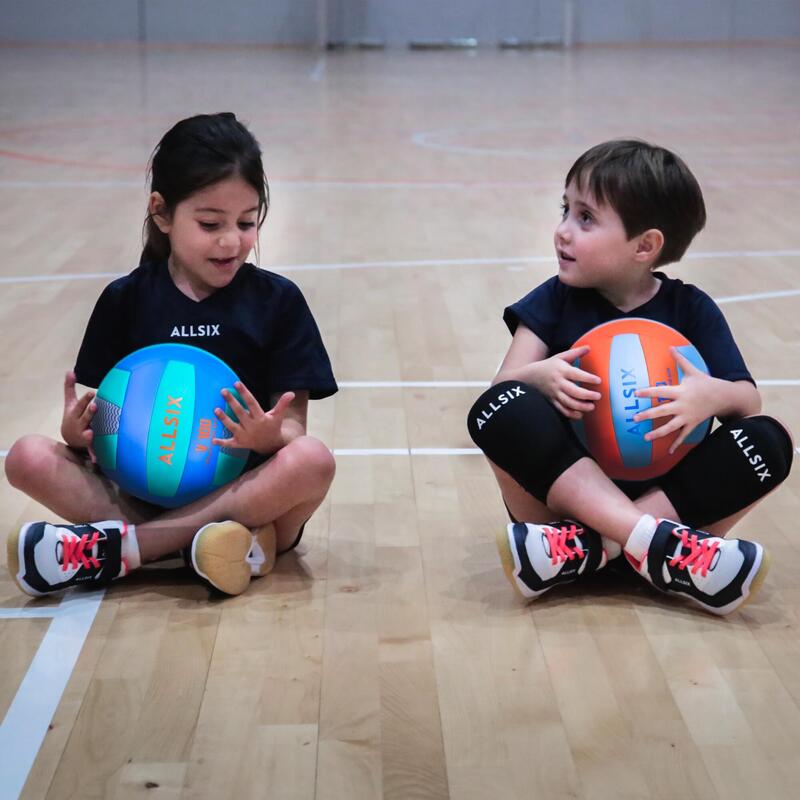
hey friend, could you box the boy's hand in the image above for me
[212,382,295,454]
[633,349,716,453]
[532,345,602,420]
[60,371,97,462]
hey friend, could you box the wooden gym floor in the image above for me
[0,40,799,800]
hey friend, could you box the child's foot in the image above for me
[7,521,129,597]
[625,519,769,615]
[190,521,254,596]
[248,522,277,578]
[497,521,610,600]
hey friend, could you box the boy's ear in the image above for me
[148,192,171,233]
[634,228,664,265]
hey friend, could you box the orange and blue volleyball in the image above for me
[571,318,711,481]
[89,344,249,507]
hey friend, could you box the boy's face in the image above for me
[554,179,642,293]
[152,175,260,300]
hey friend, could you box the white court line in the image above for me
[715,288,800,304]
[0,379,797,460]
[1,250,800,285]
[332,448,482,456]
[0,179,556,190]
[338,380,487,388]
[0,590,104,800]
[411,124,800,163]
[339,379,800,388]
[2,252,800,285]
[0,607,62,619]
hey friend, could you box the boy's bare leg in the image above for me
[492,457,651,545]
[5,433,335,563]
[493,459,766,542]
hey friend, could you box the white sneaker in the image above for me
[497,520,609,600]
[624,519,769,615]
[7,520,128,597]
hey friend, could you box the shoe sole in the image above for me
[6,524,24,595]
[735,545,771,613]
[685,543,772,616]
[191,521,253,596]
[6,523,48,598]
[495,527,528,600]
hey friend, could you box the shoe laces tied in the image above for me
[544,524,584,565]
[61,531,101,571]
[668,528,719,578]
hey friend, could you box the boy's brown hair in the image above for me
[566,139,706,267]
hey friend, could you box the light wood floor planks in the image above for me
[1,40,799,799]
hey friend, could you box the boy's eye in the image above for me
[560,202,568,217]
[580,210,593,224]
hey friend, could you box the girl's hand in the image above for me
[60,371,97,462]
[633,349,716,453]
[531,345,602,420]
[212,382,296,454]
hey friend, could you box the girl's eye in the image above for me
[238,222,256,230]
[580,211,593,224]
[199,222,218,231]
[559,202,568,218]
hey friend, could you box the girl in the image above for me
[5,112,337,597]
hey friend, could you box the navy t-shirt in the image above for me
[74,261,337,408]
[503,273,753,385]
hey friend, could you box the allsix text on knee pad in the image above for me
[473,385,526,431]
[730,428,771,482]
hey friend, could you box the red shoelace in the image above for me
[61,531,101,571]
[543,524,585,565]
[668,528,719,578]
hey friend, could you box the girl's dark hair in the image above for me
[565,139,706,267]
[141,112,269,264]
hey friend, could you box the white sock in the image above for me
[622,514,658,562]
[601,537,623,561]
[122,523,141,571]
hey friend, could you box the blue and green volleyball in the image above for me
[89,344,249,507]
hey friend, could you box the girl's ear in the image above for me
[634,228,665,266]
[148,192,171,233]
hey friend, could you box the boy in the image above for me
[468,139,793,615]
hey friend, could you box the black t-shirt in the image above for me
[74,261,337,407]
[504,273,753,384]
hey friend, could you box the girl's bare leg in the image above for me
[5,434,335,562]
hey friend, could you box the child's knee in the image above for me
[5,435,56,488]
[282,436,336,490]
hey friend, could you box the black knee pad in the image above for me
[660,415,794,528]
[467,381,587,504]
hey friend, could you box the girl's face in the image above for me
[151,175,260,301]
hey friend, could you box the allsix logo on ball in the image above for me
[158,395,183,465]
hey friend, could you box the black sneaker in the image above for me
[7,521,128,597]
[496,521,609,600]
[625,519,769,616]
